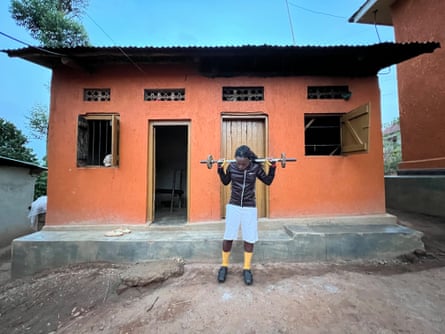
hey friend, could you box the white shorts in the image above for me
[224,204,258,243]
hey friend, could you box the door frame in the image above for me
[220,113,270,217]
[147,120,190,223]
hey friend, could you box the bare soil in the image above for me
[1,209,445,334]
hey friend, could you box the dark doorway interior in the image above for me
[154,125,187,224]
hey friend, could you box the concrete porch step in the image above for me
[11,220,424,278]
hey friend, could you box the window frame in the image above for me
[304,103,370,156]
[76,113,120,167]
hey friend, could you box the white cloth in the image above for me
[28,196,47,230]
[223,204,258,243]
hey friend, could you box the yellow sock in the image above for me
[222,251,230,267]
[243,252,253,270]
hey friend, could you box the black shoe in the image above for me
[218,266,228,283]
[243,269,253,285]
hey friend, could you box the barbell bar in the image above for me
[200,153,297,169]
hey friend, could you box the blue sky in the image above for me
[0,0,399,161]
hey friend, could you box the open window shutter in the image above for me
[341,103,370,153]
[77,116,89,166]
[111,115,120,166]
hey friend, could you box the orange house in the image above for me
[5,43,438,226]
[350,0,444,217]
[351,0,445,173]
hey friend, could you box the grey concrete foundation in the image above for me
[385,175,445,217]
[10,214,424,278]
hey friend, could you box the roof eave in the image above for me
[349,0,396,26]
[2,43,441,78]
[0,156,47,174]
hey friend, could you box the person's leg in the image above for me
[218,240,233,283]
[242,242,254,285]
[221,240,233,266]
[218,205,240,283]
[241,207,258,285]
[243,241,254,269]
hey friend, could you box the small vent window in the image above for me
[144,89,185,101]
[307,86,351,100]
[83,88,111,102]
[222,87,264,101]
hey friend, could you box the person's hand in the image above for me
[265,158,276,167]
[218,159,228,170]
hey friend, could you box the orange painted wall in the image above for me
[392,0,445,170]
[46,64,385,225]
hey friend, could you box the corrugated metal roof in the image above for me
[0,155,47,174]
[2,42,440,77]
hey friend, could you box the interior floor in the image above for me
[153,207,187,225]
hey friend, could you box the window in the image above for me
[304,103,370,156]
[144,89,185,101]
[83,88,111,101]
[222,86,264,101]
[305,115,342,155]
[307,85,351,100]
[77,114,119,167]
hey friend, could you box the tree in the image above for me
[26,105,49,199]
[10,0,90,47]
[26,103,48,140]
[0,117,38,163]
[383,118,402,175]
[34,156,47,199]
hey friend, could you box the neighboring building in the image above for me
[0,156,46,248]
[382,122,401,145]
[383,120,401,175]
[3,43,438,226]
[350,0,445,217]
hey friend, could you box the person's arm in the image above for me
[256,161,276,185]
[217,160,231,185]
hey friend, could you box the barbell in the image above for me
[200,153,297,169]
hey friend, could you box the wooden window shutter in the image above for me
[111,115,120,166]
[77,115,89,165]
[341,103,370,153]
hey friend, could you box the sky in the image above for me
[0,0,399,162]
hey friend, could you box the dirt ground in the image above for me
[1,209,445,334]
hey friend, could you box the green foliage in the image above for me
[34,156,47,199]
[0,117,38,163]
[26,101,49,198]
[10,0,90,47]
[383,118,401,175]
[27,104,48,139]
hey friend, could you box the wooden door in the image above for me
[221,117,267,217]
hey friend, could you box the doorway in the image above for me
[149,123,188,224]
[221,116,268,218]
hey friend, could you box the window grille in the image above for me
[83,88,111,102]
[307,86,351,100]
[144,89,185,101]
[222,87,264,101]
[77,114,119,167]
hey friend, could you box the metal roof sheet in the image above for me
[3,42,440,77]
[0,156,47,174]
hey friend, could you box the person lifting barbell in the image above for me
[214,145,280,286]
